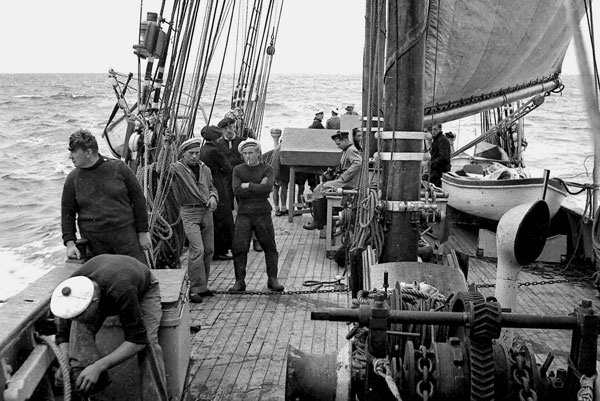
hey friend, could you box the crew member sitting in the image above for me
[303,130,362,230]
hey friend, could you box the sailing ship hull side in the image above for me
[441,173,568,221]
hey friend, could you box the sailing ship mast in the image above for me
[379,0,426,262]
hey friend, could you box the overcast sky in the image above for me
[1,0,593,75]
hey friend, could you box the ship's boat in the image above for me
[442,173,568,221]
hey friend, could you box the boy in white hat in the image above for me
[228,139,284,292]
[308,110,325,129]
[50,254,168,400]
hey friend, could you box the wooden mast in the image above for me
[380,0,427,262]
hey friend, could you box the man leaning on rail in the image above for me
[51,254,168,401]
[303,130,362,231]
[61,129,151,264]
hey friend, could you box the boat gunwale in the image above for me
[442,173,568,196]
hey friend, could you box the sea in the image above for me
[0,73,595,302]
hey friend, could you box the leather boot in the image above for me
[303,198,326,230]
[228,280,246,292]
[266,263,284,291]
[229,263,246,291]
[267,277,284,292]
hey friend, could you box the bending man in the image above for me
[51,254,168,400]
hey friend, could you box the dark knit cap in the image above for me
[331,131,349,141]
[218,117,236,128]
[201,125,222,141]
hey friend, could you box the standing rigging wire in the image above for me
[175,1,208,136]
[244,0,282,137]
[193,0,235,124]
[186,0,223,131]
[252,0,285,135]
[234,0,264,110]
[206,3,235,125]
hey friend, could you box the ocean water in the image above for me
[0,73,594,301]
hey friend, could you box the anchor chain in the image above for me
[509,346,539,401]
[415,345,435,401]
[214,287,350,296]
[475,277,594,289]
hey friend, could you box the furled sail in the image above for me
[423,0,587,123]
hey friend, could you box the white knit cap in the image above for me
[50,276,95,319]
[238,138,261,153]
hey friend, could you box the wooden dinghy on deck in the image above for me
[441,172,568,221]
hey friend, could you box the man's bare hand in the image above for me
[207,197,218,212]
[138,232,152,250]
[66,241,81,259]
[76,362,104,394]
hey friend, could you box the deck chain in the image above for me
[213,288,350,296]
[415,345,435,401]
[475,277,594,289]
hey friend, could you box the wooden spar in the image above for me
[362,0,385,158]
[381,0,426,262]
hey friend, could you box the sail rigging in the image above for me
[102,0,284,268]
[423,0,587,123]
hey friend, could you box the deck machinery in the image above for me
[285,200,600,400]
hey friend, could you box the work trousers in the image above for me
[67,279,168,400]
[81,224,145,265]
[181,206,214,293]
[232,213,279,280]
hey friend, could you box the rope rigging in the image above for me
[103,0,283,268]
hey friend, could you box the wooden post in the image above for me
[381,0,426,262]
[362,0,386,158]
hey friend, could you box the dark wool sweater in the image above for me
[232,162,274,215]
[61,156,148,245]
[56,254,154,345]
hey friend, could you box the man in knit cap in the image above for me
[200,126,234,260]
[171,135,219,303]
[229,138,284,292]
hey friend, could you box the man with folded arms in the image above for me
[229,138,284,292]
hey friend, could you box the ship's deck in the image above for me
[185,208,600,401]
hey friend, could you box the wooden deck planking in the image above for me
[187,213,350,400]
[186,208,600,400]
[449,224,599,369]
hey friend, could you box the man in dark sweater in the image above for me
[61,129,150,264]
[308,110,325,129]
[229,139,284,292]
[429,123,451,187]
[51,254,168,400]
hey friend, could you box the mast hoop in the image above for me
[375,131,426,140]
[375,152,424,161]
